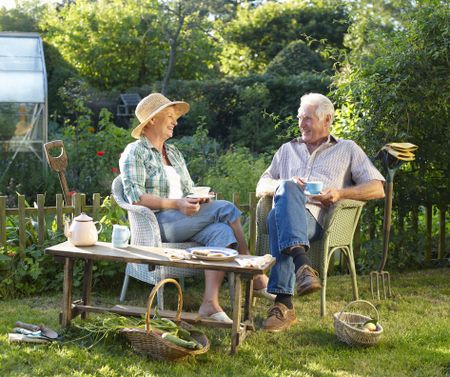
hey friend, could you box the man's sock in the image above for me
[291,246,312,273]
[275,293,293,309]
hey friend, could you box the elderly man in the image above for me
[256,93,385,332]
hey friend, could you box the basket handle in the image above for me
[145,278,183,334]
[337,300,380,322]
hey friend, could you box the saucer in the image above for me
[304,190,324,197]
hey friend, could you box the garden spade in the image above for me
[44,140,71,205]
[370,143,417,300]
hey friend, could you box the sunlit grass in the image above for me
[0,269,449,377]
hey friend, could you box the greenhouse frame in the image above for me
[0,32,48,180]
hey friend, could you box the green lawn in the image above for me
[1,269,449,377]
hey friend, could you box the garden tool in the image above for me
[15,320,59,339]
[370,142,418,300]
[44,140,71,205]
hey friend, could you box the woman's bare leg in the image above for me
[198,270,225,316]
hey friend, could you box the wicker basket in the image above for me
[333,300,383,347]
[121,278,210,361]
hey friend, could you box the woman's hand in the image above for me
[291,176,306,188]
[176,198,201,216]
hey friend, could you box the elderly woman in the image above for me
[119,93,273,323]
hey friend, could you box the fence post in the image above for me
[73,193,82,216]
[18,194,26,252]
[92,193,101,220]
[56,194,64,231]
[0,196,6,247]
[37,194,46,245]
[425,203,433,261]
[438,205,446,259]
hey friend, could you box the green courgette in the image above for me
[161,332,202,350]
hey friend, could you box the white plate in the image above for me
[186,247,238,261]
[186,194,215,199]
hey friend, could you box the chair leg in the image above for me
[347,246,359,300]
[320,248,330,317]
[119,273,130,302]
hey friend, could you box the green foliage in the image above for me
[220,0,349,76]
[0,195,127,298]
[58,79,133,196]
[266,40,328,76]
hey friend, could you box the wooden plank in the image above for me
[0,196,6,247]
[438,205,446,259]
[62,258,74,327]
[425,203,432,261]
[37,194,46,245]
[92,193,101,220]
[56,194,64,231]
[231,273,242,354]
[73,193,82,216]
[81,259,93,320]
[18,195,26,251]
[249,192,257,254]
[45,241,274,274]
[73,304,233,328]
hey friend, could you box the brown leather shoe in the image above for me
[296,265,321,296]
[262,302,297,332]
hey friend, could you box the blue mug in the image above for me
[305,181,323,195]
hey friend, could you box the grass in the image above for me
[0,268,449,377]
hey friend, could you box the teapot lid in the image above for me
[74,212,93,222]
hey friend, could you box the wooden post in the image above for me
[92,193,101,220]
[18,195,26,252]
[0,196,6,247]
[425,203,433,261]
[249,193,257,255]
[73,193,82,216]
[56,194,64,231]
[438,205,446,259]
[37,194,46,245]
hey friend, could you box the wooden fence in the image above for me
[0,192,446,262]
[0,192,258,253]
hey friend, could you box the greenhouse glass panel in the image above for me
[0,32,48,185]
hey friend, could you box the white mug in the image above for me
[112,224,130,248]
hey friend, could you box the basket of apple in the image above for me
[333,300,383,346]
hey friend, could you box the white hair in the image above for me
[300,93,334,122]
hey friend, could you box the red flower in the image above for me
[97,151,105,156]
[7,252,15,257]
[111,167,118,173]
[69,191,77,196]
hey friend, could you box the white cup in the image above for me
[191,186,211,197]
[112,224,130,248]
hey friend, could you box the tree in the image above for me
[219,0,349,76]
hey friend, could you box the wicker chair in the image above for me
[111,176,202,309]
[255,196,365,316]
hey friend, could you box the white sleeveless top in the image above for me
[164,166,183,199]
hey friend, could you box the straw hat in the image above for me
[131,93,189,139]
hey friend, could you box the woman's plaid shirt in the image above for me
[119,137,194,204]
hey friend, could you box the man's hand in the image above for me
[311,188,341,207]
[177,198,201,216]
[291,176,306,188]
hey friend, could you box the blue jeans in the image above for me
[156,200,242,248]
[267,180,323,295]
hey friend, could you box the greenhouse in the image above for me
[0,32,48,181]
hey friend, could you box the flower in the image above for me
[111,167,118,173]
[7,252,15,257]
[96,151,105,156]
[69,191,77,196]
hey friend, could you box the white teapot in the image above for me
[64,213,102,246]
